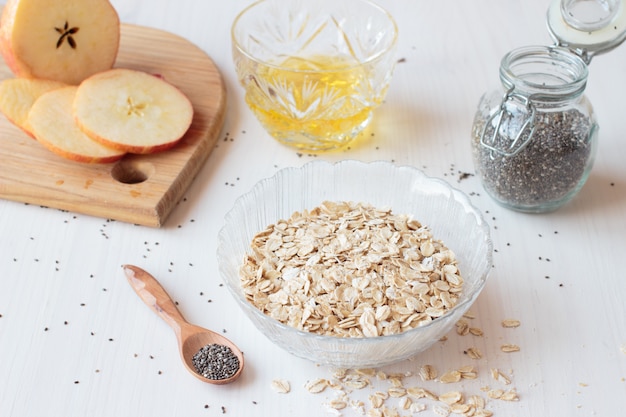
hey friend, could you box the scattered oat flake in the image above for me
[460,365,478,380]
[327,399,348,410]
[419,364,438,381]
[466,347,482,359]
[271,379,291,393]
[399,396,412,410]
[439,391,463,404]
[350,400,365,414]
[455,320,470,336]
[374,390,390,400]
[410,402,427,413]
[450,403,471,414]
[468,395,485,407]
[487,389,504,399]
[440,370,462,383]
[433,404,451,416]
[305,378,329,393]
[367,409,383,417]
[500,389,520,401]
[407,387,437,400]
[369,393,384,409]
[469,327,484,336]
[388,376,403,388]
[501,344,521,352]
[381,406,400,417]
[501,319,521,328]
[490,368,511,385]
[621,343,626,354]
[388,387,407,398]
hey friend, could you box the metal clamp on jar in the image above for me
[471,0,626,213]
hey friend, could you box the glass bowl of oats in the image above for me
[217,160,492,368]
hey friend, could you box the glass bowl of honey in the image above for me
[231,0,398,152]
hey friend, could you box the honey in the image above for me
[243,55,384,151]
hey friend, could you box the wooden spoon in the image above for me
[123,264,244,384]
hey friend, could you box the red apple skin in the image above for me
[0,0,22,76]
[39,140,126,164]
[84,133,184,155]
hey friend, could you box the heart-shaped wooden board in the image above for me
[0,23,226,227]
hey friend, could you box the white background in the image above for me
[1,0,625,416]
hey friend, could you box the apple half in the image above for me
[0,0,120,85]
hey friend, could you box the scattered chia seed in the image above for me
[192,344,240,381]
[473,107,595,210]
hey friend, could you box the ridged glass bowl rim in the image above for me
[230,0,399,72]
[217,160,493,348]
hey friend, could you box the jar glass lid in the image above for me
[547,0,626,62]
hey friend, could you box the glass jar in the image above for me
[471,0,626,213]
[471,46,598,213]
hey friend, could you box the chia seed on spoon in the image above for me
[192,343,240,381]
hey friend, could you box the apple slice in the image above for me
[73,68,194,154]
[0,0,120,85]
[28,86,126,163]
[0,78,67,136]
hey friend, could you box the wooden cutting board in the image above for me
[0,23,226,227]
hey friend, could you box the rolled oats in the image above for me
[456,319,470,336]
[467,395,486,409]
[466,347,482,359]
[433,404,452,416]
[327,399,348,410]
[450,403,471,414]
[487,389,504,399]
[490,368,511,385]
[271,379,291,393]
[459,365,478,380]
[500,344,520,353]
[469,327,484,336]
[407,386,437,400]
[410,402,427,413]
[419,364,438,381]
[387,387,407,398]
[439,391,463,404]
[305,378,329,393]
[440,370,462,384]
[499,389,520,401]
[369,393,385,409]
[344,375,370,390]
[240,201,464,337]
[367,409,383,417]
[501,319,520,328]
[399,396,412,410]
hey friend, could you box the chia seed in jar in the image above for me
[471,46,598,213]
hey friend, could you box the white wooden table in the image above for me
[1,1,625,416]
